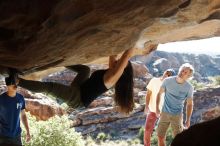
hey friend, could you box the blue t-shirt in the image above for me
[161,76,193,115]
[0,92,25,138]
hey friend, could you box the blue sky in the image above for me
[157,37,220,56]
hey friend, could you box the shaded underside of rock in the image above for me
[0,0,219,76]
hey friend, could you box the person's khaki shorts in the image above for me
[157,112,183,137]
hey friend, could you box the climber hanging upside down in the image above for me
[10,44,157,114]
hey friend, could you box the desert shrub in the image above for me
[189,80,205,90]
[138,126,144,144]
[213,76,220,85]
[21,113,85,146]
[96,132,110,142]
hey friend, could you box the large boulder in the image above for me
[0,82,65,121]
[19,88,65,121]
[25,97,65,121]
[0,0,220,75]
[171,116,220,146]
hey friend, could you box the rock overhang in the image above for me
[0,0,219,77]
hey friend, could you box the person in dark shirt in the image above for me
[15,45,157,114]
[0,76,31,146]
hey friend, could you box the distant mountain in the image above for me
[132,51,220,82]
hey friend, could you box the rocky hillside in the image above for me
[1,79,219,140]
[1,61,220,141]
[67,85,220,140]
[134,51,220,82]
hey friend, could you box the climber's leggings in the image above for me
[19,65,90,108]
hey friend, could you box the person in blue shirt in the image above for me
[0,76,31,146]
[156,63,194,146]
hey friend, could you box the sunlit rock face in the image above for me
[192,86,220,124]
[0,0,220,75]
[18,88,65,121]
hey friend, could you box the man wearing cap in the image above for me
[156,63,194,146]
[144,69,175,146]
[0,76,31,146]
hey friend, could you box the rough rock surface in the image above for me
[70,86,220,140]
[132,61,149,78]
[22,91,65,121]
[191,86,220,124]
[0,0,220,75]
